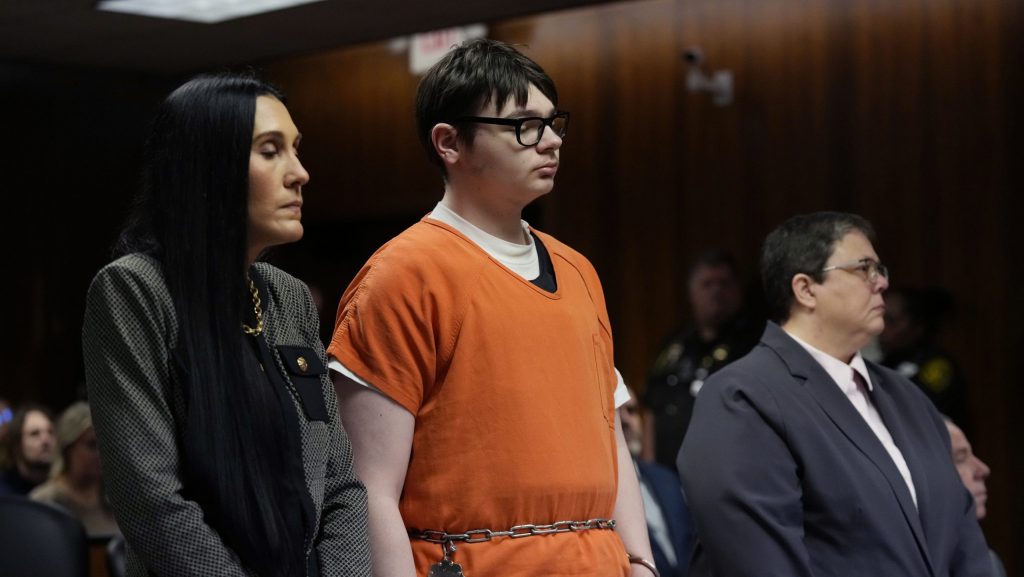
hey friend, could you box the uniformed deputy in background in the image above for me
[879,286,970,431]
[643,249,763,470]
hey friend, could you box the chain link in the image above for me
[412,518,616,544]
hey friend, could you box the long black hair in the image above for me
[117,73,301,576]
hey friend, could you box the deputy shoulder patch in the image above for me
[919,358,953,393]
[655,342,684,371]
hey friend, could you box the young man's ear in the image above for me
[431,123,461,166]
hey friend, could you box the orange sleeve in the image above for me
[327,248,442,415]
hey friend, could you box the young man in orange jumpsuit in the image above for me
[328,38,656,577]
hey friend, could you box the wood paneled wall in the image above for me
[262,0,1021,568]
[1,65,179,409]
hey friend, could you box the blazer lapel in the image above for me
[249,267,293,395]
[762,324,934,574]
[866,366,937,574]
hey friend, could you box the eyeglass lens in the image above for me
[872,261,889,280]
[519,115,568,145]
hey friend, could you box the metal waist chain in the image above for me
[412,518,616,544]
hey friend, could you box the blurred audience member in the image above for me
[644,249,762,468]
[880,287,968,428]
[944,417,1004,577]
[0,403,56,495]
[30,401,119,537]
[0,397,12,442]
[621,391,693,577]
[945,418,990,518]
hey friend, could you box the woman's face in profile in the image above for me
[247,95,309,259]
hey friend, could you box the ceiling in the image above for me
[0,0,615,75]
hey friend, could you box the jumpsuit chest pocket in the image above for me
[277,345,330,422]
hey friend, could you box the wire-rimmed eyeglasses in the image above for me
[821,258,890,282]
[453,111,570,147]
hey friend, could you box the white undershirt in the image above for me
[329,202,630,408]
[429,202,541,280]
[787,331,917,507]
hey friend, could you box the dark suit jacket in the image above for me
[678,322,991,577]
[637,460,693,577]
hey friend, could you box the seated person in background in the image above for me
[620,391,693,577]
[945,418,1004,577]
[0,403,56,496]
[0,397,12,443]
[644,249,761,468]
[880,286,969,429]
[30,401,119,537]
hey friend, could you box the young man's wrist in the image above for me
[627,554,660,577]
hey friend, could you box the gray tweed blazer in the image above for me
[83,253,371,576]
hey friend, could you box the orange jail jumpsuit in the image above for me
[329,218,629,576]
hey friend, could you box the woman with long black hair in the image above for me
[82,73,370,576]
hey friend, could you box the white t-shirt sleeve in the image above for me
[328,355,382,392]
[614,368,630,408]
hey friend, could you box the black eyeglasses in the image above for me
[821,258,890,283]
[453,111,570,147]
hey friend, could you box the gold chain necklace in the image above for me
[241,276,264,336]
